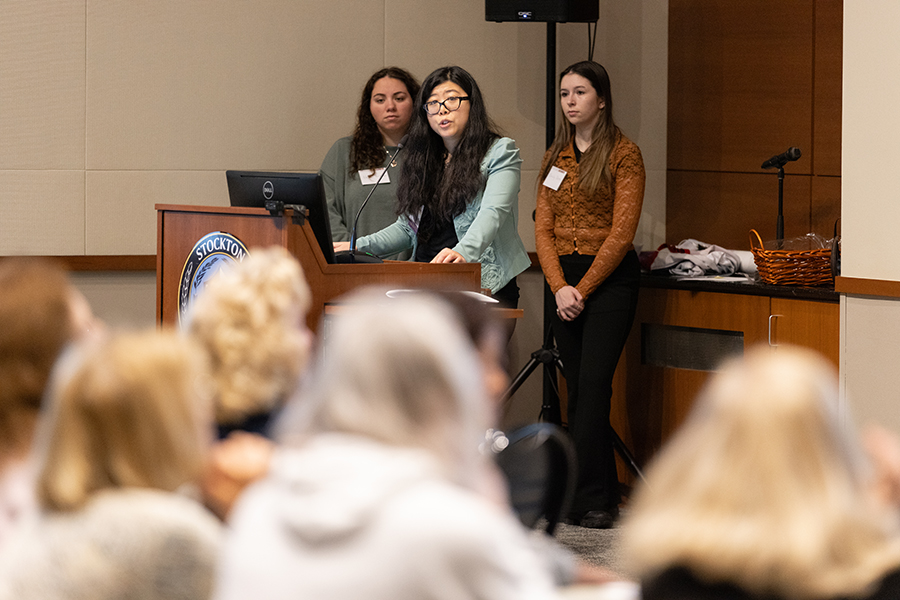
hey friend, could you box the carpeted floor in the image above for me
[553,520,627,577]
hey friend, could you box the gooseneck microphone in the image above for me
[335,134,408,264]
[761,147,801,170]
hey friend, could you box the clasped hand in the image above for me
[555,286,584,321]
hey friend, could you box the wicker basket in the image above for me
[749,229,833,287]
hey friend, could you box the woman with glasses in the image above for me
[337,65,530,310]
[535,61,645,529]
[320,67,420,260]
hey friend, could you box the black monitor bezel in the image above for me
[225,170,335,264]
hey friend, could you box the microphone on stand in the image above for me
[334,134,408,264]
[760,146,801,244]
[761,147,801,170]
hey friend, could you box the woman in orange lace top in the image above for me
[535,60,645,529]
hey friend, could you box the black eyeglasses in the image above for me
[423,96,470,115]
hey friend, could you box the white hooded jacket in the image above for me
[213,433,559,600]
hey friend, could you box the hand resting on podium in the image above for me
[332,241,467,264]
[431,248,466,263]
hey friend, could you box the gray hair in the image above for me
[276,288,490,488]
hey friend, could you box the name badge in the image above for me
[542,166,567,191]
[358,168,389,185]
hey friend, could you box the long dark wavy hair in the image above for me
[349,67,420,173]
[538,61,618,196]
[396,66,500,237]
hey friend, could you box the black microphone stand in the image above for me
[761,147,801,248]
[776,165,785,248]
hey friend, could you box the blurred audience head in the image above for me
[432,290,509,405]
[0,257,98,461]
[185,246,312,426]
[35,329,212,512]
[622,344,900,599]
[276,288,491,487]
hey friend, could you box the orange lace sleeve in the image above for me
[575,139,645,299]
[535,151,568,294]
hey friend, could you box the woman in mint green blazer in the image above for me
[344,66,530,308]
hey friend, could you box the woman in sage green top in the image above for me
[319,67,419,261]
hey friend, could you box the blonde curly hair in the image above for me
[185,247,312,425]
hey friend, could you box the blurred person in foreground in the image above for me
[0,330,220,600]
[438,289,629,589]
[621,345,900,600]
[0,257,99,549]
[213,288,558,600]
[185,246,313,520]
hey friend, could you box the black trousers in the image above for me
[551,250,639,516]
[493,276,520,343]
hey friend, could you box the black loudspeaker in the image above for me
[485,0,598,23]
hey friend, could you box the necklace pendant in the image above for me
[384,146,398,168]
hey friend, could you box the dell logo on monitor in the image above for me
[263,181,274,200]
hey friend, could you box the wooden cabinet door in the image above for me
[611,290,839,489]
[768,297,840,369]
[612,289,770,482]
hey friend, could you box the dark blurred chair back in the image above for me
[494,423,576,536]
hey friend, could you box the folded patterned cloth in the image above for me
[640,239,756,277]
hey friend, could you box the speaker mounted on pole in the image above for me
[485,0,598,23]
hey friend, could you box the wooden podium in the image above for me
[156,204,482,331]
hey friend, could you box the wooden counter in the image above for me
[611,276,839,486]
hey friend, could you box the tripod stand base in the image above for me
[501,341,645,483]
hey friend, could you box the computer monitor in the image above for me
[225,170,335,264]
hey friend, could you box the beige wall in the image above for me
[840,2,900,434]
[1,0,668,426]
[0,0,666,257]
[842,2,900,283]
[841,296,900,431]
[70,271,157,329]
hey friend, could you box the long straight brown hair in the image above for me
[539,61,617,196]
